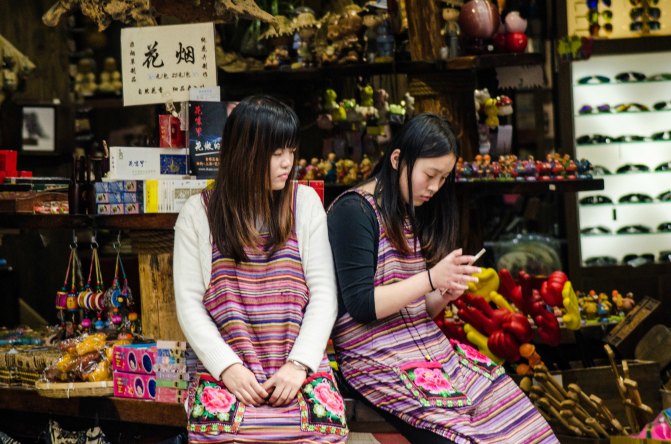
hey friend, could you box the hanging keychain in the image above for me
[105,233,138,338]
[79,233,106,331]
[56,231,84,338]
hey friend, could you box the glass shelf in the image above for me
[575,109,671,118]
[592,171,671,178]
[573,78,671,87]
[576,139,671,147]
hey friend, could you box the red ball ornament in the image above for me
[505,32,528,53]
[493,33,507,52]
[81,318,92,329]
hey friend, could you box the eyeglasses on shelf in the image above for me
[585,256,618,266]
[579,195,613,205]
[616,164,650,174]
[616,224,652,234]
[615,71,646,82]
[580,226,612,235]
[619,193,653,203]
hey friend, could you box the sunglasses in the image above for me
[659,250,671,263]
[580,225,612,235]
[579,104,611,114]
[630,21,661,31]
[658,222,671,232]
[653,101,671,111]
[585,256,618,266]
[587,0,612,7]
[619,193,653,203]
[656,161,671,172]
[591,165,612,175]
[658,190,671,201]
[617,224,652,234]
[630,7,661,20]
[579,195,613,205]
[648,73,671,82]
[616,164,650,174]
[576,134,614,144]
[622,253,655,266]
[614,103,650,112]
[577,75,610,84]
[613,135,647,143]
[651,131,671,141]
[629,0,659,4]
[615,71,646,82]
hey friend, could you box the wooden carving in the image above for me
[43,0,277,31]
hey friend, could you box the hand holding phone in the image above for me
[472,248,486,264]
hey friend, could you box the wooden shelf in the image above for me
[0,387,186,427]
[219,53,544,83]
[0,214,177,230]
[324,179,603,204]
[591,36,671,56]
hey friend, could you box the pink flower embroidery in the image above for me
[313,381,344,416]
[460,343,490,364]
[200,386,236,414]
[413,367,452,393]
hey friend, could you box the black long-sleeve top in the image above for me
[327,193,380,323]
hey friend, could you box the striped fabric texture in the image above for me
[330,189,558,444]
[187,190,347,443]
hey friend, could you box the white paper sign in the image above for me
[121,23,217,106]
[189,86,221,102]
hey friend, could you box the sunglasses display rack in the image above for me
[571,51,671,267]
[569,0,668,39]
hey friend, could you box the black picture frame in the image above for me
[21,105,57,154]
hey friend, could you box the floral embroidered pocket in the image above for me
[449,340,505,381]
[297,372,349,436]
[396,361,471,408]
[187,373,245,435]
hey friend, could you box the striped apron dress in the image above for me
[186,190,349,443]
[330,189,556,444]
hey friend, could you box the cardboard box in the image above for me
[114,371,156,400]
[113,343,156,375]
[108,146,189,180]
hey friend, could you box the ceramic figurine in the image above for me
[98,56,122,94]
[259,16,294,69]
[439,0,462,59]
[337,4,364,64]
[291,7,318,69]
[74,57,98,96]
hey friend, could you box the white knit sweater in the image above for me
[173,185,338,379]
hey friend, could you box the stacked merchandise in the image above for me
[113,343,157,400]
[154,340,189,404]
[95,179,213,214]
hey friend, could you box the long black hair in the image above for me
[371,113,459,265]
[207,95,299,262]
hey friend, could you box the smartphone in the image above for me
[472,248,486,264]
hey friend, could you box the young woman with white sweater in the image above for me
[174,95,348,443]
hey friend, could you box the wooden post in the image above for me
[405,0,444,61]
[133,231,186,341]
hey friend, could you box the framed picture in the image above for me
[21,105,56,153]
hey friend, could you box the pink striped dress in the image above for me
[186,190,349,443]
[331,190,557,443]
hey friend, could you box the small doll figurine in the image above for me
[98,57,122,95]
[295,158,308,180]
[337,4,364,64]
[74,57,97,97]
[439,0,463,59]
[259,16,294,69]
[357,85,378,122]
[291,7,318,69]
[359,155,373,179]
[325,152,338,183]
[484,98,499,128]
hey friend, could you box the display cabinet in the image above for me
[572,51,671,268]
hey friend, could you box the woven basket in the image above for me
[35,380,114,398]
